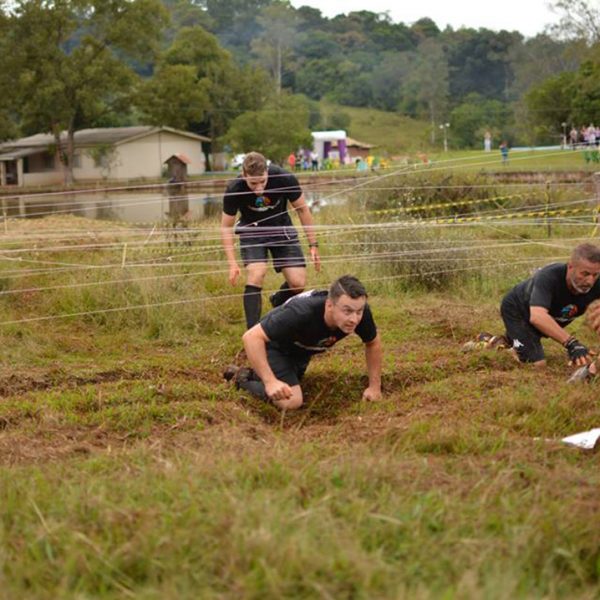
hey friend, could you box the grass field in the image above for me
[0,166,599,598]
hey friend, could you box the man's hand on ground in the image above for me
[362,386,382,402]
[228,263,241,285]
[564,336,590,366]
[310,247,321,272]
[265,379,293,402]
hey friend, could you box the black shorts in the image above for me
[239,230,306,273]
[500,295,545,362]
[267,344,311,387]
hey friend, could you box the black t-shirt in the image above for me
[505,262,600,326]
[260,290,377,356]
[222,165,302,228]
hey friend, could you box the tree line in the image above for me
[0,0,598,179]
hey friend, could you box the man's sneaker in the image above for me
[269,291,283,308]
[223,364,255,385]
[462,332,509,352]
[567,364,596,383]
[487,334,510,349]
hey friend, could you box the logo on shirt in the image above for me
[293,335,338,353]
[249,195,280,212]
[317,336,338,348]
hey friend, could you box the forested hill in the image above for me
[161,0,598,147]
[1,0,599,163]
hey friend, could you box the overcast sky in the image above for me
[289,0,560,38]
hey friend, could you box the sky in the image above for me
[289,0,561,38]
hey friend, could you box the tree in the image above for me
[161,0,214,46]
[403,39,449,143]
[224,93,312,164]
[158,25,272,162]
[0,5,18,140]
[570,60,600,124]
[5,0,168,184]
[525,72,575,130]
[446,28,522,102]
[135,65,210,129]
[508,34,581,99]
[369,51,413,111]
[450,93,513,147]
[549,0,600,43]
[295,58,341,100]
[251,2,300,94]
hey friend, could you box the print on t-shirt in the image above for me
[250,195,280,212]
[559,304,578,322]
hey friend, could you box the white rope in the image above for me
[0,255,567,327]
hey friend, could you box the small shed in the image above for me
[164,153,191,182]
[344,137,376,161]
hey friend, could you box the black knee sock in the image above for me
[238,379,267,400]
[271,281,296,307]
[243,285,262,329]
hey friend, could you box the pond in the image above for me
[0,187,338,224]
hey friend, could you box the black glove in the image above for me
[564,337,589,362]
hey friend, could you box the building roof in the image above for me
[0,147,43,161]
[345,136,376,149]
[0,126,210,152]
[164,153,192,165]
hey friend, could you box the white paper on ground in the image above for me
[561,428,600,450]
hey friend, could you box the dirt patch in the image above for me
[0,365,223,398]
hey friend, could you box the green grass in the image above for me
[320,101,431,155]
[0,187,599,597]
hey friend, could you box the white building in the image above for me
[0,126,210,187]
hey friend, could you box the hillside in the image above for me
[320,101,431,155]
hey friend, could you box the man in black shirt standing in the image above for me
[226,275,383,410]
[500,243,600,367]
[221,152,321,330]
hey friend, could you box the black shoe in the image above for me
[223,364,255,385]
[269,291,282,308]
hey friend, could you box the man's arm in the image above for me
[529,306,571,344]
[290,194,321,272]
[362,333,382,401]
[220,212,240,285]
[242,324,293,401]
[530,306,589,365]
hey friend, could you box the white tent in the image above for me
[311,130,347,163]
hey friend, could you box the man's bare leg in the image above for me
[270,266,307,307]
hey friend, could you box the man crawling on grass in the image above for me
[473,243,600,381]
[224,275,383,410]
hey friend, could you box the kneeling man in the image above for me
[501,243,600,368]
[227,275,382,410]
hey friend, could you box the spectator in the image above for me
[499,141,509,165]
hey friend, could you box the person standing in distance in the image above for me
[221,152,321,329]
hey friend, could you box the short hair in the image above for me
[571,243,600,264]
[328,275,368,302]
[242,152,267,176]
